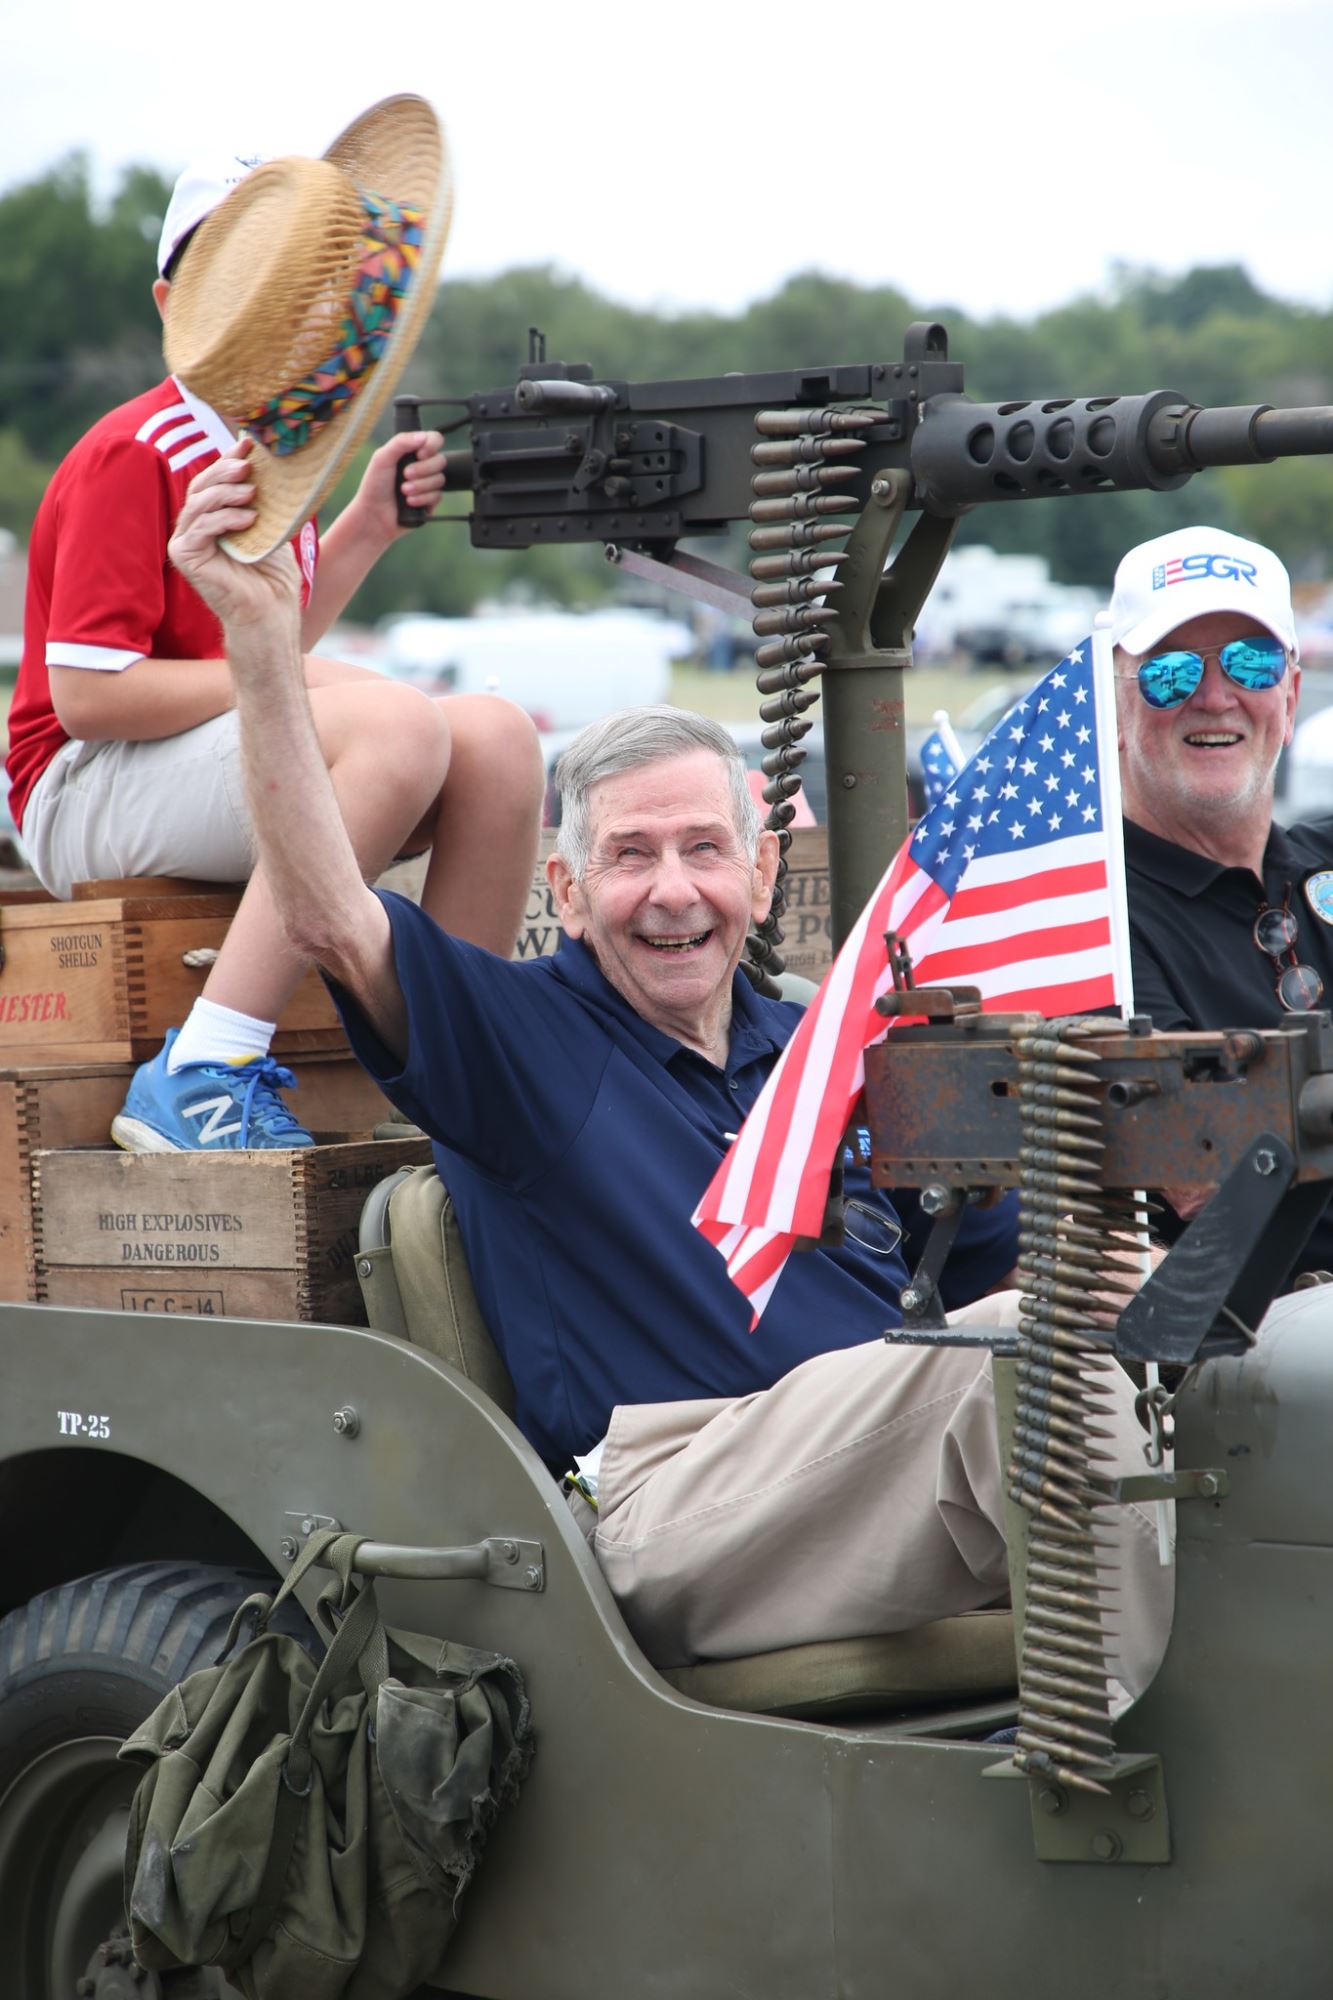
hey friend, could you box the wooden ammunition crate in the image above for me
[32,1135,431,1326]
[0,1055,402,1305]
[0,880,344,1065]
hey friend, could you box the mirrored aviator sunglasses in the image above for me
[1137,634,1288,710]
[1254,890,1325,1012]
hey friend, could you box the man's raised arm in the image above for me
[168,442,408,1058]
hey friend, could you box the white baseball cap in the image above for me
[1109,525,1298,661]
[156,151,269,277]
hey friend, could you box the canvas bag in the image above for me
[119,1529,533,1999]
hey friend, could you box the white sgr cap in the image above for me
[156,151,268,277]
[1109,525,1298,660]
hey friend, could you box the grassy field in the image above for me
[669,657,1015,729]
[0,658,1015,753]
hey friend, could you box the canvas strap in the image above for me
[219,1531,386,1975]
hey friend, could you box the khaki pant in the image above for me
[571,1294,1173,1698]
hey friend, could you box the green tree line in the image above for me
[3,154,1332,618]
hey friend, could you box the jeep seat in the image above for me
[357,1165,1017,1722]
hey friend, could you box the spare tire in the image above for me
[0,1561,313,1999]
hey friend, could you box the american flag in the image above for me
[694,631,1132,1322]
[918,710,964,811]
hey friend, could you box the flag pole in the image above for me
[931,708,967,770]
[1090,619,1135,1009]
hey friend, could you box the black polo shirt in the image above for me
[1124,813,1333,1276]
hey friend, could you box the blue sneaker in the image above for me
[111,1029,315,1152]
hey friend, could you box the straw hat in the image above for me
[164,94,452,561]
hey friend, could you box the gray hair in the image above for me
[554,705,763,880]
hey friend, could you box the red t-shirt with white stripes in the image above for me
[6,376,318,828]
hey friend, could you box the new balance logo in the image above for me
[183,1092,243,1144]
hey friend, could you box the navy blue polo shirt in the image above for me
[332,892,927,1471]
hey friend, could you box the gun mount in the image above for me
[865,1002,1333,1367]
[858,990,1333,1798]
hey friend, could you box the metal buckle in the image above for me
[280,1756,314,1798]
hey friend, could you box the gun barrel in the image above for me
[1154,402,1333,472]
[910,391,1333,514]
[910,389,1194,512]
[1254,404,1333,461]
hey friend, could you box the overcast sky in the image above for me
[5,0,1331,323]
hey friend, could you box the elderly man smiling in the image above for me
[1111,526,1333,1277]
[164,446,1171,1694]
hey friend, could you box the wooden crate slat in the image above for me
[71,876,243,901]
[35,1266,368,1325]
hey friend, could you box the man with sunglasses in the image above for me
[1111,524,1333,1278]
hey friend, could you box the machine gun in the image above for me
[394,319,1333,947]
[397,325,1333,1797]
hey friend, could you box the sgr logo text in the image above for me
[1151,553,1259,591]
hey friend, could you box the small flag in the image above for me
[918,709,965,811]
[694,633,1132,1323]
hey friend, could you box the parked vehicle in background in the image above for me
[915,544,1099,669]
[543,721,842,830]
[1282,686,1333,822]
[725,721,828,826]
[543,714,957,832]
[1295,588,1333,669]
[379,607,691,730]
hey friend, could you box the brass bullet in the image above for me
[749,520,850,551]
[751,606,840,638]
[751,577,843,607]
[752,435,867,463]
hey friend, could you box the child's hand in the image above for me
[358,430,447,535]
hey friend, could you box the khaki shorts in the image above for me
[23,713,254,898]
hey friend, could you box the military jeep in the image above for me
[2,326,1332,1997]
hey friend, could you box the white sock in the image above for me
[168,997,278,1072]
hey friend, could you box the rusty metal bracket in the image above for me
[876,984,983,1021]
[984,1751,1170,1865]
[1109,1466,1228,1505]
[885,1321,1019,1355]
[604,543,753,615]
